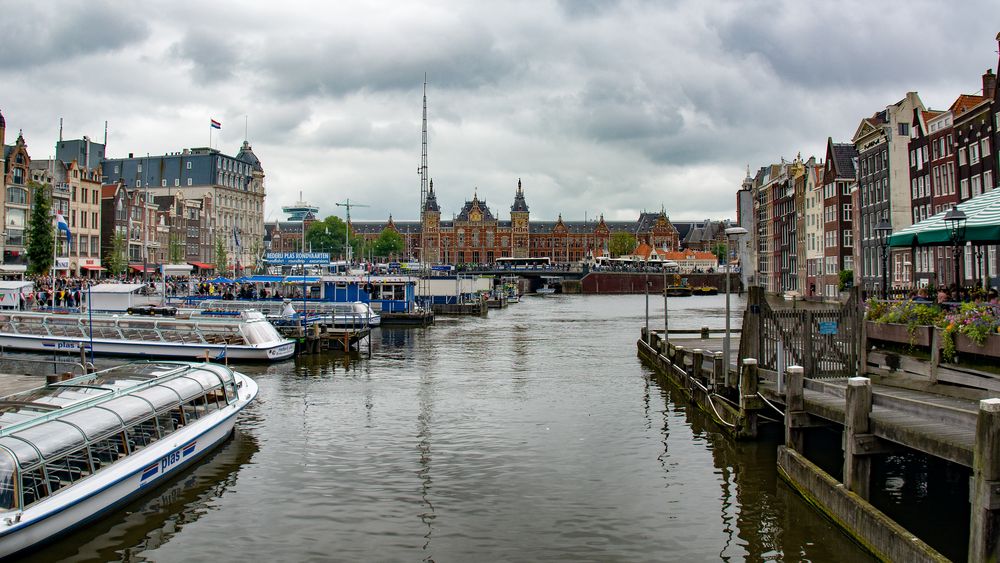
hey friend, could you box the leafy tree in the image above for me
[713,243,728,264]
[168,233,185,263]
[305,216,349,257]
[26,181,53,276]
[373,229,404,258]
[105,232,127,276]
[609,232,637,258]
[838,269,854,291]
[215,236,228,275]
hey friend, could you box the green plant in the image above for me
[838,269,854,291]
[938,303,1000,362]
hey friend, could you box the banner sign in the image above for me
[265,252,329,265]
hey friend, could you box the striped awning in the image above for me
[889,188,1000,247]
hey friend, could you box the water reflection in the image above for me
[23,429,259,563]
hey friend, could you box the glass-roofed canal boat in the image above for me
[0,361,258,558]
[0,310,295,362]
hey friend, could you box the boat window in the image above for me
[100,395,155,426]
[20,466,48,507]
[181,398,201,423]
[0,436,40,468]
[155,411,176,438]
[205,387,227,409]
[158,376,205,402]
[124,418,159,452]
[12,420,87,461]
[89,434,126,471]
[45,447,91,494]
[133,385,182,412]
[0,449,15,510]
[60,407,124,441]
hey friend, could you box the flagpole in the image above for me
[51,156,56,311]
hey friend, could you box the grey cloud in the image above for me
[0,1,147,70]
[169,30,241,83]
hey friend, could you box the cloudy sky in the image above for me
[2,1,998,224]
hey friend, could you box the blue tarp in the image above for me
[208,277,234,284]
[242,275,284,283]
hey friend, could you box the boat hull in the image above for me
[0,333,294,362]
[0,373,259,559]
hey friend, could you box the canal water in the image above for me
[27,294,875,562]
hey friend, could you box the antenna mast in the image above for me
[418,74,429,262]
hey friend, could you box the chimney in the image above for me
[984,68,997,100]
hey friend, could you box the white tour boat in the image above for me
[0,310,295,362]
[0,361,258,558]
[194,299,381,328]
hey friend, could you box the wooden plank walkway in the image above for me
[660,332,979,468]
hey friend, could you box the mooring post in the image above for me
[673,345,685,369]
[929,329,941,384]
[785,365,805,452]
[700,325,710,339]
[712,351,725,390]
[739,358,759,438]
[969,398,1000,562]
[843,377,873,500]
[691,349,704,398]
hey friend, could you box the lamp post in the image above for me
[944,205,967,291]
[723,227,748,373]
[874,217,893,300]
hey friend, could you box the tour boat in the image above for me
[0,361,258,559]
[192,299,380,328]
[0,310,295,362]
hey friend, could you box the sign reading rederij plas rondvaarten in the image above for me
[264,252,329,265]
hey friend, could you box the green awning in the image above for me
[889,188,1000,247]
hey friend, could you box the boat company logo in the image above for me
[140,441,198,486]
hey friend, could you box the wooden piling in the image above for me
[843,377,873,500]
[700,325,709,339]
[785,365,805,453]
[969,398,1000,562]
[691,349,703,400]
[739,358,759,439]
[712,351,725,390]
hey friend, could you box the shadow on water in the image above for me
[644,369,877,562]
[22,428,260,563]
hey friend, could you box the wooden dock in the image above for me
[381,309,434,326]
[432,301,487,316]
[276,324,371,354]
[639,302,1000,561]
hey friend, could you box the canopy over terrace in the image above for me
[889,188,1000,247]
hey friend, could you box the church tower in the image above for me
[421,179,442,263]
[510,178,530,258]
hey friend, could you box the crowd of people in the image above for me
[906,284,1000,307]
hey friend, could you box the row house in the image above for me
[792,156,821,295]
[1,112,31,267]
[819,139,858,297]
[803,157,824,296]
[29,158,103,276]
[100,180,159,275]
[152,193,216,267]
[102,141,265,273]
[736,170,756,288]
[851,92,924,295]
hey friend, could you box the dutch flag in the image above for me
[210,119,222,130]
[55,212,72,244]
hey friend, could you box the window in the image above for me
[187,178,193,186]
[972,175,982,196]
[137,164,142,173]
[91,236,99,255]
[842,203,852,221]
[186,161,192,170]
[970,143,980,165]
[899,123,909,137]
[161,179,167,187]
[961,178,970,199]
[114,165,119,174]
[959,147,967,166]
[6,187,27,205]
[985,170,994,192]
[982,138,991,158]
[174,179,180,187]
[843,229,853,247]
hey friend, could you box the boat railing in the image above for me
[0,313,250,347]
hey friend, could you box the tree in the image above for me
[305,216,349,257]
[168,233,185,263]
[215,236,228,275]
[373,229,404,259]
[713,243,728,264]
[609,232,637,258]
[838,269,854,291]
[26,181,53,276]
[106,232,127,276]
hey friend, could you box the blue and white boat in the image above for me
[0,361,258,558]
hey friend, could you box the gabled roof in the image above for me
[851,111,887,144]
[827,139,858,179]
[949,94,989,117]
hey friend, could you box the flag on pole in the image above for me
[210,119,222,129]
[233,226,241,248]
[54,212,72,244]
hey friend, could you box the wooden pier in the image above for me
[637,286,1000,562]
[432,301,487,316]
[381,309,434,326]
[276,324,371,354]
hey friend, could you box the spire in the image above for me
[511,178,529,213]
[423,178,440,212]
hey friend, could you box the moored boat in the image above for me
[0,310,295,361]
[691,286,718,296]
[0,361,258,559]
[664,286,693,297]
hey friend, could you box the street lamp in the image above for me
[723,226,748,377]
[944,205,967,290]
[874,217,893,299]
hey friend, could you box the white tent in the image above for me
[88,283,162,312]
[0,281,32,310]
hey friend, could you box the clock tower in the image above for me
[510,178,530,258]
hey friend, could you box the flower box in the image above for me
[865,321,932,347]
[951,330,1000,358]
